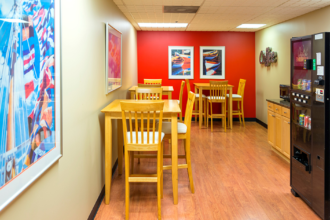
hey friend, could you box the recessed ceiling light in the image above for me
[0,19,28,23]
[236,24,266,28]
[138,23,188,28]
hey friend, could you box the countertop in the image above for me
[266,99,290,108]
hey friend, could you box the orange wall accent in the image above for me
[137,31,256,118]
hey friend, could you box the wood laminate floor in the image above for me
[95,122,321,220]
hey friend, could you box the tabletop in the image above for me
[129,86,174,92]
[101,99,181,113]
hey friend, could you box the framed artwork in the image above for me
[0,0,62,210]
[106,23,122,94]
[200,46,225,79]
[168,46,194,79]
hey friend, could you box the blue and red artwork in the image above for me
[0,0,56,189]
[170,49,191,76]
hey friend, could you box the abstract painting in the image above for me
[168,46,194,79]
[106,24,122,94]
[0,0,62,210]
[200,46,225,79]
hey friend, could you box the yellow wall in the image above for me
[0,0,137,219]
[255,6,330,124]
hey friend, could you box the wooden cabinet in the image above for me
[282,117,290,158]
[275,114,282,152]
[267,110,275,146]
[267,101,290,160]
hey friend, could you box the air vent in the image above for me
[164,6,199,13]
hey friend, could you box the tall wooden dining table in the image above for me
[129,86,174,99]
[193,83,234,129]
[101,99,181,205]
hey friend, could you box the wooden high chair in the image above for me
[178,81,185,122]
[135,87,162,164]
[227,79,246,126]
[120,101,165,220]
[207,81,228,132]
[144,79,162,85]
[185,79,206,123]
[160,91,196,193]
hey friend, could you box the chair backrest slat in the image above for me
[209,81,228,102]
[184,92,196,134]
[237,79,246,98]
[121,101,164,146]
[185,79,191,94]
[179,81,185,104]
[144,79,162,85]
[136,87,163,101]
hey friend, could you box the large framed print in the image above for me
[0,0,62,210]
[106,24,122,94]
[200,46,225,79]
[168,46,194,79]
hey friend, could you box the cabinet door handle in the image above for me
[269,105,271,107]
[272,115,275,117]
[276,108,278,110]
[287,122,290,124]
[284,111,287,113]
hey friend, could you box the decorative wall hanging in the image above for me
[259,47,277,66]
[106,24,122,94]
[200,46,225,79]
[0,0,62,210]
[168,46,194,79]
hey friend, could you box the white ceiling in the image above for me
[113,0,330,31]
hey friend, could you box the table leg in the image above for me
[118,120,123,175]
[229,87,233,129]
[171,114,178,205]
[105,115,112,204]
[199,88,203,128]
[194,87,198,122]
[130,91,134,99]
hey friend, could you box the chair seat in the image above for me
[161,122,187,134]
[227,94,242,99]
[127,132,164,144]
[195,94,206,98]
[206,96,225,100]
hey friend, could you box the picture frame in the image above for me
[0,0,62,210]
[168,46,194,79]
[200,46,225,79]
[105,23,122,94]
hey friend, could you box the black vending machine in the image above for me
[290,32,330,219]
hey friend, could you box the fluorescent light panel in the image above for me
[138,23,188,28]
[237,24,266,28]
[0,19,28,23]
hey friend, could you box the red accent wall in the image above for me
[137,31,256,118]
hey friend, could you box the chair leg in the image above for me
[161,141,164,199]
[125,150,130,220]
[185,139,195,193]
[210,102,213,132]
[221,103,224,128]
[204,99,207,125]
[206,101,209,128]
[241,100,245,127]
[224,101,227,132]
[157,145,162,219]
[130,151,134,174]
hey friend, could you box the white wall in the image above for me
[0,0,137,219]
[256,6,330,123]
